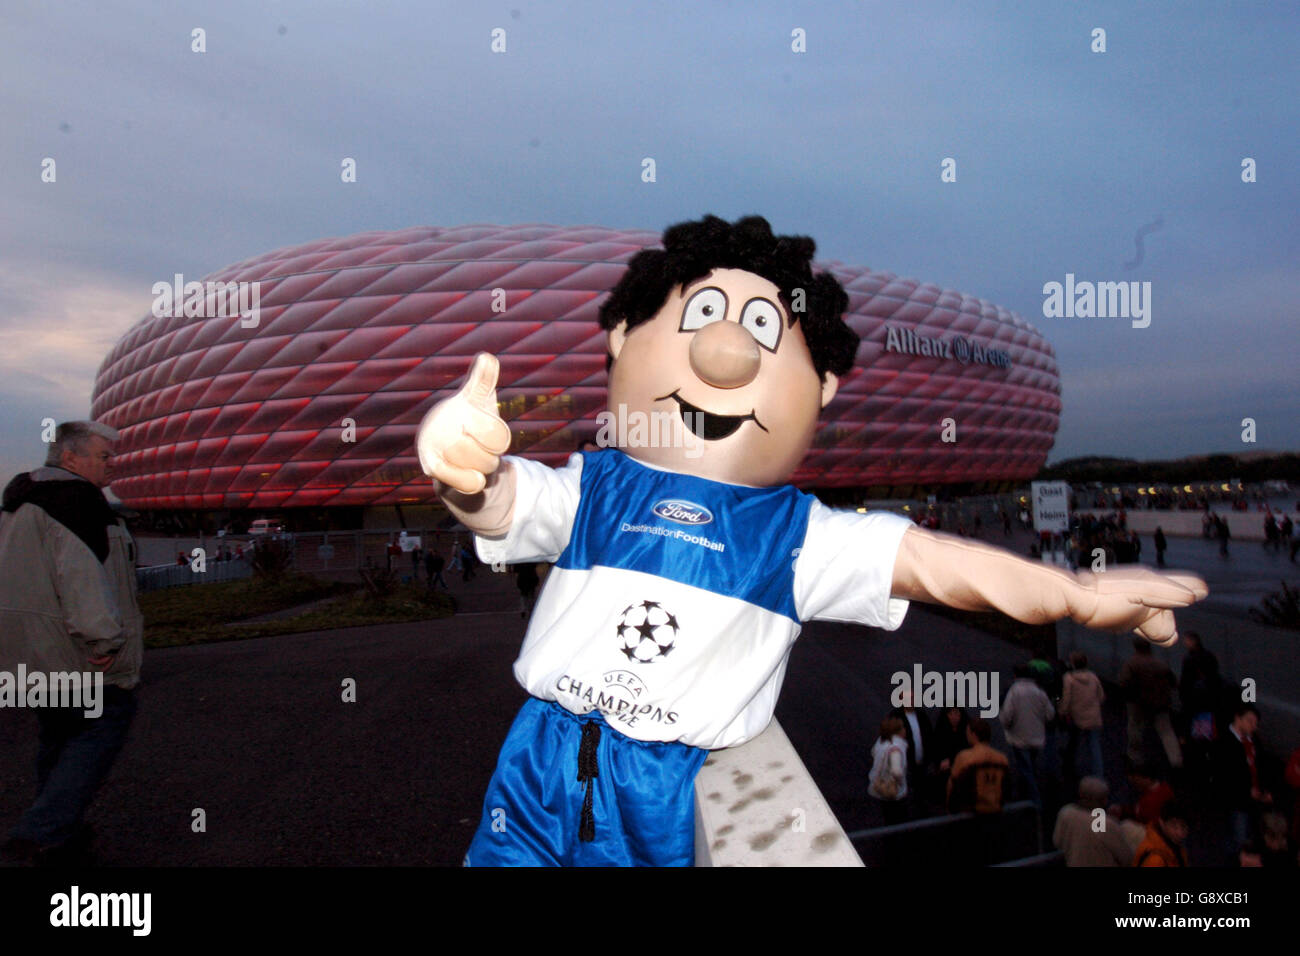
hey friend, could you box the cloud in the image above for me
[0,260,146,481]
[0,261,144,399]
[1,0,1295,488]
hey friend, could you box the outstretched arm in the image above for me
[890,526,1208,646]
[435,464,517,538]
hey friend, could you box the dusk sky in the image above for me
[3,1,1296,486]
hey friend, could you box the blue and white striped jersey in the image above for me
[475,449,912,749]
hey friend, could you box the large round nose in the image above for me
[689,320,761,389]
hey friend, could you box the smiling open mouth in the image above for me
[656,391,766,441]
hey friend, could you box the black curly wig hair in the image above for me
[597,214,859,381]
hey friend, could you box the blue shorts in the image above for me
[465,698,708,866]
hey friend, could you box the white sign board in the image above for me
[1031,481,1070,533]
[399,536,422,552]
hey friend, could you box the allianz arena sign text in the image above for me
[883,323,1012,370]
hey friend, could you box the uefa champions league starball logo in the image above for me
[616,600,680,664]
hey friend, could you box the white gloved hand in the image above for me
[1068,567,1208,646]
[416,353,512,495]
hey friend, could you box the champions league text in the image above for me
[556,674,680,729]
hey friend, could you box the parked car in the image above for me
[247,519,285,536]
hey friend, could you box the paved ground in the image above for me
[1154,531,1298,616]
[1,570,530,866]
[2,530,1286,866]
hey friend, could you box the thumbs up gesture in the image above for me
[416,353,513,495]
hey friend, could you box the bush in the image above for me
[250,535,295,580]
[1249,581,1300,631]
[358,566,401,599]
[139,573,352,647]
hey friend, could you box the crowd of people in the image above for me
[391,533,543,618]
[1026,505,1299,567]
[1050,510,1146,568]
[865,634,1300,867]
[1261,510,1297,561]
[1200,509,1299,561]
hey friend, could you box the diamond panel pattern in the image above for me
[91,224,1060,508]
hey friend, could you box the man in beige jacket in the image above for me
[1053,776,1141,866]
[0,421,143,865]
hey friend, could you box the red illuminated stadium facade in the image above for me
[90,225,1061,515]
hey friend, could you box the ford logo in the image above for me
[652,499,713,525]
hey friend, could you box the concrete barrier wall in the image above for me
[1078,508,1298,542]
[694,718,862,866]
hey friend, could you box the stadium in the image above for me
[90,224,1062,526]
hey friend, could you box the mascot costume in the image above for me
[415,215,1207,866]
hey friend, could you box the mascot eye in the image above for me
[740,298,782,351]
[680,287,729,331]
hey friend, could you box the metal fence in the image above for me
[134,529,474,591]
[277,530,469,578]
[137,559,253,593]
[846,801,1045,867]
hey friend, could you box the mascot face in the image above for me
[606,268,839,487]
